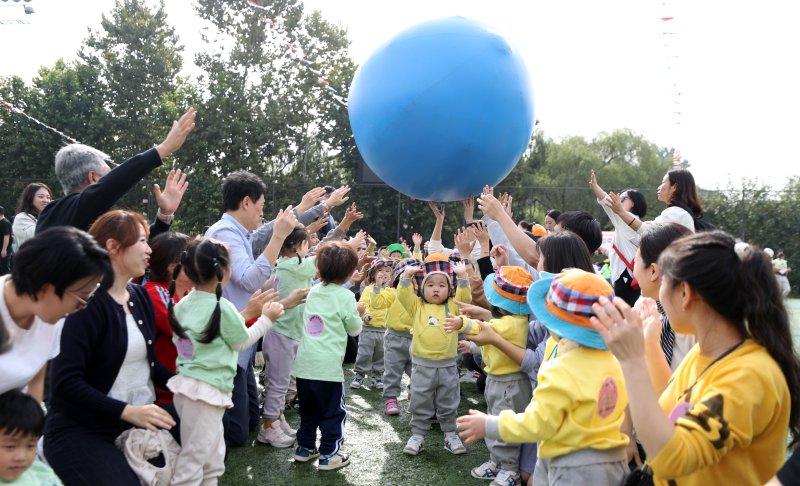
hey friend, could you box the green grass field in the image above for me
[220,299,800,485]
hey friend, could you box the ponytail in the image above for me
[197,257,223,344]
[167,262,189,340]
[737,243,800,444]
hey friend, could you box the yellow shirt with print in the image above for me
[397,280,471,361]
[650,339,789,486]
[358,284,388,329]
[495,346,629,458]
[367,286,413,333]
[460,314,528,376]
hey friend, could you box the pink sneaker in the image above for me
[385,398,400,415]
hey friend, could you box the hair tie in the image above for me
[212,257,219,268]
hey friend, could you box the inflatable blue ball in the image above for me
[348,16,535,201]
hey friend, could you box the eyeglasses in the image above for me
[68,282,101,310]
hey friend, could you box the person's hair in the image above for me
[537,231,594,273]
[623,189,647,219]
[168,239,230,344]
[556,211,602,253]
[659,230,800,444]
[667,169,703,216]
[518,220,531,231]
[0,389,45,438]
[15,182,53,217]
[280,226,310,263]
[11,226,111,300]
[323,185,335,194]
[147,232,190,283]
[54,143,110,195]
[88,210,149,251]
[639,223,693,267]
[777,250,785,259]
[316,241,358,284]
[545,209,561,221]
[222,171,267,212]
[0,206,4,215]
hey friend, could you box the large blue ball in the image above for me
[348,17,535,201]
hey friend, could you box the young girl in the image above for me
[457,269,630,486]
[369,257,422,415]
[292,241,365,471]
[167,239,284,485]
[352,258,394,390]
[258,226,315,448]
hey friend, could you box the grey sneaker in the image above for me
[403,434,425,455]
[444,431,467,454]
[350,375,364,389]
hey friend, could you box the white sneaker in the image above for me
[471,460,499,480]
[403,434,425,455]
[444,431,467,454]
[491,469,521,486]
[256,420,295,448]
[278,413,296,438]
[350,375,364,389]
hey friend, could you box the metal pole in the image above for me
[396,192,401,241]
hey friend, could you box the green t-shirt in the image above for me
[3,460,62,485]
[173,290,249,392]
[270,256,316,341]
[293,283,362,382]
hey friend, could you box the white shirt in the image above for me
[0,275,64,394]
[639,206,696,234]
[597,195,640,282]
[107,314,155,405]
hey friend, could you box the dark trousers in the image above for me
[614,269,641,307]
[223,359,261,447]
[0,253,10,276]
[296,378,346,456]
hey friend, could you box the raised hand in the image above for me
[298,187,327,213]
[156,107,196,159]
[427,200,445,221]
[304,215,328,235]
[153,169,189,216]
[490,243,510,267]
[590,296,646,363]
[412,232,423,247]
[452,261,468,278]
[346,230,368,252]
[477,193,505,221]
[326,185,351,208]
[296,239,310,258]
[242,288,280,321]
[402,265,421,278]
[462,196,475,224]
[454,227,476,258]
[499,192,513,218]
[339,203,364,230]
[273,205,298,239]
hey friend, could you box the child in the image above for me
[292,241,365,471]
[369,257,422,415]
[445,266,534,486]
[0,390,62,485]
[398,254,472,455]
[167,239,284,485]
[352,258,394,390]
[258,226,315,448]
[456,269,630,486]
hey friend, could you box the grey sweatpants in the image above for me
[485,373,532,471]
[409,361,459,436]
[261,330,300,420]
[354,328,385,378]
[382,330,412,399]
[532,446,628,486]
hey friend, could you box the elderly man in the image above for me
[36,108,196,235]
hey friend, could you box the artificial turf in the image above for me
[220,366,492,485]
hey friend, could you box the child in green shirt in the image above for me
[0,390,62,485]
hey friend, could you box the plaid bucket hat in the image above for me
[483,266,533,315]
[421,253,454,291]
[527,268,614,350]
[393,257,422,287]
[368,257,395,281]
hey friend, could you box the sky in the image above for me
[1,0,798,191]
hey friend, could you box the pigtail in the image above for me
[738,244,800,444]
[198,257,224,344]
[167,262,189,340]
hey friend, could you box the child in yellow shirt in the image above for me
[456,269,629,486]
[445,266,534,486]
[397,254,471,456]
[352,258,394,390]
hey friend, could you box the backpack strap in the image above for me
[612,243,634,271]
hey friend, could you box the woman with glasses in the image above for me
[589,170,648,306]
[0,226,110,401]
[45,210,178,486]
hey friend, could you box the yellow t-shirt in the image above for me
[650,339,790,485]
[496,346,629,458]
[461,314,528,376]
[367,286,413,333]
[397,281,471,361]
[358,284,388,329]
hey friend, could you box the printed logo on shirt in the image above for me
[427,316,439,326]
[677,394,729,449]
[597,376,619,418]
[307,314,324,337]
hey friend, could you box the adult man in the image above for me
[36,108,195,235]
[0,207,12,275]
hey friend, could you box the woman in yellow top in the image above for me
[592,230,800,485]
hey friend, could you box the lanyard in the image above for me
[679,340,744,402]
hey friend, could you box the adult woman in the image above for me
[610,169,702,234]
[543,209,561,233]
[592,231,800,485]
[44,210,177,486]
[12,182,52,250]
[0,227,109,400]
[589,170,647,306]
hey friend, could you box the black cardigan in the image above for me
[36,148,170,237]
[48,283,173,429]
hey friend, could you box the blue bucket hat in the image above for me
[483,266,533,315]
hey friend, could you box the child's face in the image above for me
[375,266,392,283]
[423,274,450,304]
[0,431,37,482]
[390,251,403,260]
